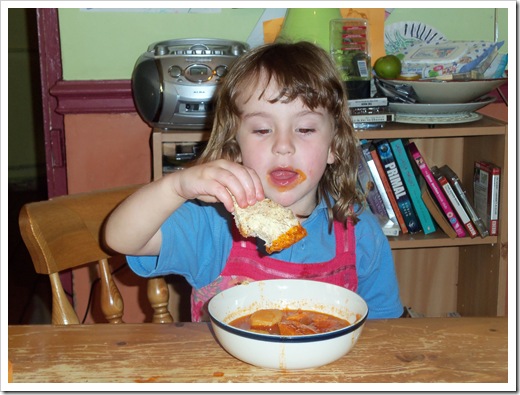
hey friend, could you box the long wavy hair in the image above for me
[197,41,364,229]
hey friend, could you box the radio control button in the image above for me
[168,66,182,78]
[215,65,228,77]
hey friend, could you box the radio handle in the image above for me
[147,38,248,55]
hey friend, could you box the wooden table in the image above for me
[7,317,509,386]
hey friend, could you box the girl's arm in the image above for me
[104,159,264,256]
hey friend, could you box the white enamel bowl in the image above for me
[381,77,507,104]
[208,279,368,370]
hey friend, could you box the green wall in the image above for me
[58,8,264,80]
[58,7,509,81]
[387,8,508,49]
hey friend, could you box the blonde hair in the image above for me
[198,41,364,228]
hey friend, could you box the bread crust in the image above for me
[265,224,308,254]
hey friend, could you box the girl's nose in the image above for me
[272,132,295,156]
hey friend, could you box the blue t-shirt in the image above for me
[127,199,404,319]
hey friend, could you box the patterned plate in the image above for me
[394,112,483,125]
[384,21,446,55]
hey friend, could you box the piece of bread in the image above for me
[231,196,307,254]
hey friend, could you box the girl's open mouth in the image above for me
[268,168,306,191]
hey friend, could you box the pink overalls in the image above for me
[191,220,357,321]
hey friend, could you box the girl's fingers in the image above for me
[175,160,264,212]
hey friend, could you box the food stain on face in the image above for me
[267,168,307,192]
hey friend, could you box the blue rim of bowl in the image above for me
[209,310,368,343]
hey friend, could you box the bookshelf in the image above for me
[151,116,508,318]
[358,116,508,318]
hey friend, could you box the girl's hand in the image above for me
[170,159,265,212]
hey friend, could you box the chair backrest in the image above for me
[19,184,173,325]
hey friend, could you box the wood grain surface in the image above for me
[8,317,507,384]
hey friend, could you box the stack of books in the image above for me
[348,97,395,130]
[356,138,500,238]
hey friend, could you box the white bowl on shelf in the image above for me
[380,77,507,104]
[208,279,368,370]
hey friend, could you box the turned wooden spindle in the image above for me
[49,272,80,325]
[98,258,124,324]
[148,277,174,323]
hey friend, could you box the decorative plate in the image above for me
[394,112,483,125]
[384,21,446,55]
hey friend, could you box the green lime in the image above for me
[374,55,402,79]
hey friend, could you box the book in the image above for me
[408,142,466,238]
[348,97,388,108]
[364,202,401,237]
[474,161,500,236]
[356,146,391,220]
[351,112,395,123]
[366,143,408,234]
[431,166,478,238]
[350,106,391,115]
[439,164,489,238]
[375,140,422,234]
[378,216,401,237]
[389,139,436,234]
[421,185,457,239]
[352,122,385,130]
[359,142,403,233]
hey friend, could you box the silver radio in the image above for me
[132,38,249,130]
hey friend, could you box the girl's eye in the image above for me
[297,128,316,134]
[253,129,271,135]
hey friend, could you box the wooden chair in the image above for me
[18,184,174,325]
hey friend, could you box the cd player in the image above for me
[132,38,249,130]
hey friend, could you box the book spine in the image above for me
[351,107,391,115]
[356,146,389,219]
[431,166,478,238]
[440,165,489,238]
[364,143,408,234]
[348,97,388,108]
[351,113,395,123]
[474,161,501,236]
[390,139,436,235]
[408,142,466,237]
[489,167,500,236]
[359,143,402,232]
[376,140,422,234]
[366,203,401,237]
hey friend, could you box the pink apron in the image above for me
[191,219,357,321]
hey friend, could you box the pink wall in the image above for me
[66,113,155,323]
[477,103,507,122]
[65,113,152,194]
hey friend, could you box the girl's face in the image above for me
[235,79,335,217]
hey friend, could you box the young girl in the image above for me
[105,41,404,321]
